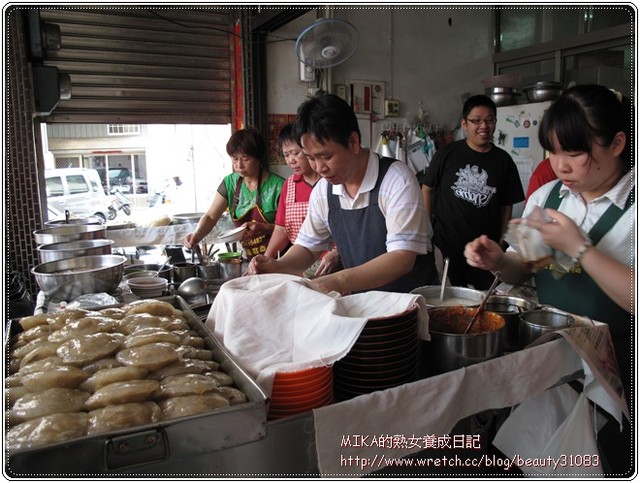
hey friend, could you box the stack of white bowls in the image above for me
[127,276,168,298]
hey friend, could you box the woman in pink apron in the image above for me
[265,124,340,277]
[184,128,284,259]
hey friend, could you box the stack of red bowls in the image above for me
[333,306,420,401]
[268,365,334,420]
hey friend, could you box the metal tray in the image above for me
[6,296,268,476]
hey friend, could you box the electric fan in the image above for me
[295,18,359,69]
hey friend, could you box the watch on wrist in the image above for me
[572,239,593,263]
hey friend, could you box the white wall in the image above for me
[266,7,494,151]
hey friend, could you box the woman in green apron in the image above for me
[464,85,633,475]
[184,128,284,259]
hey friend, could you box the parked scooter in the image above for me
[147,179,175,207]
[108,186,132,219]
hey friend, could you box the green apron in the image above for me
[535,180,634,393]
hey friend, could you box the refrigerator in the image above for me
[496,101,553,218]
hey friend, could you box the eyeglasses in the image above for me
[466,118,497,126]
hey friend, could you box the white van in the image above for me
[45,168,112,222]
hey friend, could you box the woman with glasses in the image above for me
[184,127,285,259]
[421,94,524,289]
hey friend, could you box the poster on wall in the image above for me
[268,113,297,165]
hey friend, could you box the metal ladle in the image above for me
[463,271,501,334]
[155,256,171,277]
[439,257,450,304]
[177,277,207,299]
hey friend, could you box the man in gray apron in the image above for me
[249,93,437,294]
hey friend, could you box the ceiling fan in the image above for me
[295,18,359,81]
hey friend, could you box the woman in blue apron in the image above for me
[464,85,633,475]
[184,128,284,259]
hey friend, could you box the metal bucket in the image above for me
[423,306,505,376]
[410,285,485,308]
[485,295,536,352]
[197,263,222,280]
[219,259,245,280]
[519,308,574,348]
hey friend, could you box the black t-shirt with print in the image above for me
[424,140,524,251]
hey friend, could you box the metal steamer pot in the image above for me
[33,224,107,245]
[37,239,114,263]
[410,286,485,308]
[485,295,536,352]
[424,306,505,377]
[519,307,574,348]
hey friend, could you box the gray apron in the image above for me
[327,157,436,293]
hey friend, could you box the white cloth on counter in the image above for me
[493,385,606,476]
[106,224,196,247]
[312,338,584,477]
[205,273,427,395]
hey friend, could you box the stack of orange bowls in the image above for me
[268,366,334,420]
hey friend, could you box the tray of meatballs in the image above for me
[6,297,267,476]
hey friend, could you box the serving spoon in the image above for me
[439,257,450,304]
[463,271,501,334]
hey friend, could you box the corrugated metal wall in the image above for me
[38,7,236,124]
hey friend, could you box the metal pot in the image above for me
[519,307,574,347]
[424,306,505,376]
[31,254,126,302]
[33,224,106,245]
[172,262,198,284]
[484,86,520,107]
[197,263,222,280]
[410,285,485,308]
[485,295,536,352]
[171,213,204,225]
[45,217,104,227]
[37,239,114,263]
[523,81,564,103]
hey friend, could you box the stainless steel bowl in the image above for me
[124,263,172,282]
[519,307,574,347]
[31,254,126,302]
[484,87,520,107]
[37,239,114,263]
[485,295,536,352]
[33,224,107,245]
[523,81,564,103]
[410,285,485,308]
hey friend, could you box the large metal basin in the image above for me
[423,306,505,376]
[485,295,536,352]
[37,239,114,263]
[31,254,126,302]
[33,224,106,245]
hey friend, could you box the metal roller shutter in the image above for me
[37,7,236,124]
